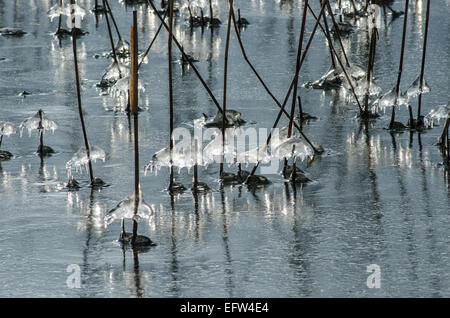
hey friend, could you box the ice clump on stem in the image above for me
[109,76,145,108]
[405,75,431,99]
[423,102,450,128]
[19,110,57,137]
[271,136,314,162]
[102,62,130,83]
[104,185,154,227]
[48,3,86,22]
[368,4,381,32]
[0,122,17,137]
[66,145,106,177]
[371,87,409,114]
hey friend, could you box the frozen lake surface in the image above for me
[0,0,449,297]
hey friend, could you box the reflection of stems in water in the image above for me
[220,0,233,177]
[220,189,234,296]
[361,122,381,209]
[416,0,430,123]
[132,250,144,297]
[439,119,450,164]
[102,0,122,79]
[297,96,304,122]
[145,0,225,115]
[193,191,200,242]
[193,139,199,188]
[169,195,179,295]
[71,1,95,185]
[80,189,95,296]
[389,0,409,129]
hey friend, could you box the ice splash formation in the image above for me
[48,2,86,21]
[109,76,145,109]
[145,138,209,175]
[66,145,106,177]
[0,121,17,137]
[405,75,431,99]
[19,110,57,137]
[424,102,450,128]
[104,185,154,227]
[102,62,130,84]
[270,126,315,162]
[371,87,409,114]
[306,62,365,90]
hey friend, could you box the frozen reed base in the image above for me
[92,4,107,14]
[407,116,426,131]
[191,182,210,193]
[0,150,13,161]
[390,121,407,132]
[168,181,187,194]
[202,110,246,128]
[90,177,105,188]
[358,111,380,120]
[55,28,88,38]
[119,232,157,250]
[37,145,55,157]
[296,112,318,121]
[283,165,311,184]
[221,170,252,186]
[66,177,81,191]
[246,175,271,188]
[0,28,26,36]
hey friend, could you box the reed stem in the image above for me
[319,0,336,68]
[416,0,430,123]
[103,0,122,40]
[168,0,174,190]
[231,5,323,153]
[389,0,409,129]
[38,109,44,151]
[307,2,363,113]
[57,0,63,33]
[102,0,122,79]
[138,10,168,70]
[288,0,308,139]
[71,0,94,185]
[208,0,214,22]
[220,0,233,177]
[145,0,225,115]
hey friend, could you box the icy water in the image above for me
[0,0,449,297]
